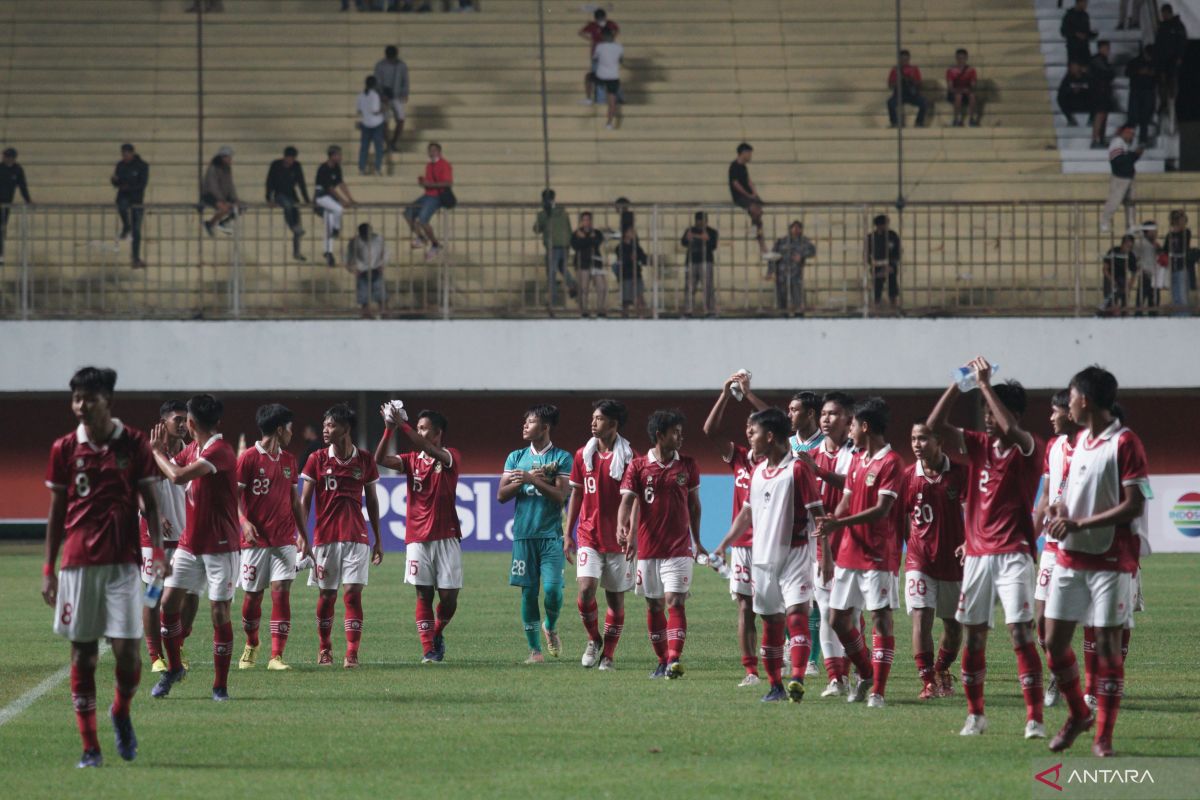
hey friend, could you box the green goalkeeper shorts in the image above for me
[508,538,564,589]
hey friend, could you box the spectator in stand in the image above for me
[593,28,624,130]
[374,46,410,152]
[111,143,149,269]
[315,145,358,268]
[1153,5,1188,129]
[770,220,816,317]
[345,222,388,318]
[864,214,901,310]
[1087,41,1115,149]
[571,211,607,317]
[681,211,720,317]
[356,76,386,176]
[1117,0,1147,30]
[615,196,635,237]
[1132,220,1164,313]
[579,9,619,104]
[1100,125,1141,234]
[201,146,239,237]
[946,48,980,127]
[533,188,578,308]
[887,50,928,128]
[1057,61,1090,126]
[1060,0,1096,68]
[1165,209,1192,314]
[0,147,32,266]
[728,143,767,257]
[616,227,647,318]
[1125,46,1157,146]
[265,146,311,262]
[1102,234,1137,314]
[404,141,452,260]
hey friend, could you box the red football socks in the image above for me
[962,647,986,715]
[666,606,687,662]
[269,589,291,659]
[602,607,624,660]
[70,662,99,752]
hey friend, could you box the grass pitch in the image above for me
[1,544,1197,799]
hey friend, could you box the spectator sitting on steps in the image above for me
[1057,61,1090,126]
[945,48,979,128]
[887,50,928,128]
[265,146,311,262]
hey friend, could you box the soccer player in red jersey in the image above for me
[236,404,310,671]
[566,399,638,670]
[800,391,858,697]
[927,357,1046,738]
[301,403,383,669]
[375,403,462,663]
[1044,367,1150,758]
[901,423,967,700]
[715,408,825,703]
[1033,389,1080,708]
[43,367,163,767]
[150,394,241,702]
[617,410,706,679]
[816,397,904,709]
[702,373,768,686]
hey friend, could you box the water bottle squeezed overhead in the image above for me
[953,362,999,393]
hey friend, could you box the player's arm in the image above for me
[497,472,523,503]
[714,504,751,554]
[1047,483,1145,539]
[290,485,310,558]
[564,484,583,564]
[525,473,568,505]
[235,485,261,546]
[973,357,1034,454]
[365,484,383,565]
[137,480,170,580]
[741,372,768,412]
[688,487,706,557]
[373,416,406,472]
[150,424,212,484]
[1033,474,1051,531]
[41,488,67,606]
[396,421,453,469]
[300,476,316,520]
[701,377,737,460]
[616,491,637,556]
[926,383,966,456]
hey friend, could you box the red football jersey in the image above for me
[725,444,757,548]
[177,434,240,555]
[397,448,461,543]
[44,420,157,569]
[961,430,1042,557]
[946,65,977,91]
[620,451,700,559]
[835,445,904,572]
[901,456,967,581]
[1041,434,1075,553]
[812,439,854,558]
[302,445,379,547]
[569,447,634,553]
[237,443,299,548]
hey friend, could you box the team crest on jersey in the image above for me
[947,487,959,500]
[353,468,363,480]
[434,462,443,473]
[259,467,266,475]
[866,472,877,486]
[116,454,130,469]
[282,467,291,479]
[76,458,85,468]
[675,473,687,486]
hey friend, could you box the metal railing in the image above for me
[1,200,1196,320]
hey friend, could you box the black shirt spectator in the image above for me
[728,160,751,206]
[681,222,719,264]
[616,236,646,281]
[1060,0,1095,66]
[615,197,634,235]
[570,226,605,270]
[1125,49,1156,143]
[865,215,901,306]
[111,143,148,268]
[1103,238,1137,309]
[315,161,344,199]
[1057,62,1090,124]
[0,147,31,264]
[266,156,310,204]
[1154,8,1187,73]
[1087,49,1115,112]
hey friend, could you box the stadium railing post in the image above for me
[651,203,660,320]
[17,204,30,320]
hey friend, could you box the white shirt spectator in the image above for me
[593,41,623,81]
[346,232,389,273]
[357,90,385,128]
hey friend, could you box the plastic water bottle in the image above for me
[143,575,164,609]
[953,363,999,392]
[700,551,733,579]
[729,369,752,402]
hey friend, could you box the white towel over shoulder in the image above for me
[582,434,634,481]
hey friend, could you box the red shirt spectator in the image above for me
[423,157,452,198]
[946,64,977,92]
[580,18,620,54]
[888,64,923,89]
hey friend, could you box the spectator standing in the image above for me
[593,28,624,130]
[1165,209,1192,314]
[1057,61,1090,126]
[579,9,620,103]
[345,222,388,318]
[1125,46,1157,146]
[356,76,386,176]
[1153,4,1187,131]
[864,214,901,310]
[315,145,358,268]
[1100,125,1141,234]
[946,49,980,127]
[201,146,239,237]
[1087,41,1115,148]
[887,50,928,128]
[0,147,32,266]
[1060,0,1096,68]
[404,142,452,260]
[1132,220,1164,313]
[681,211,719,317]
[111,144,149,269]
[770,220,816,317]
[1102,234,1137,314]
[616,226,647,317]
[728,143,767,256]
[571,210,607,317]
[533,188,578,308]
[1117,0,1146,29]
[615,196,635,237]
[374,46,410,152]
[265,146,311,262]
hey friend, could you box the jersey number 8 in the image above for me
[74,472,91,497]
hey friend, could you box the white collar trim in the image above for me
[76,418,126,448]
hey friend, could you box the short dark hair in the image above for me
[365,75,377,89]
[694,211,706,223]
[593,399,628,428]
[1097,39,1110,49]
[594,8,606,19]
[1069,366,1118,412]
[525,404,560,428]
[873,214,888,226]
[736,142,753,154]
[2,147,16,158]
[327,144,342,156]
[791,391,822,413]
[417,409,448,434]
[647,409,686,442]
[1051,389,1071,410]
[159,399,187,418]
[956,48,968,56]
[323,402,356,432]
[255,403,294,436]
[1112,401,1126,423]
[187,394,224,429]
[580,210,593,221]
[120,143,135,152]
[912,420,939,437]
[900,49,911,57]
[283,146,298,158]
[428,141,442,152]
[851,397,890,435]
[385,45,398,58]
[822,391,855,410]
[70,367,117,397]
[749,408,790,442]
[992,380,1028,416]
[1161,3,1173,12]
